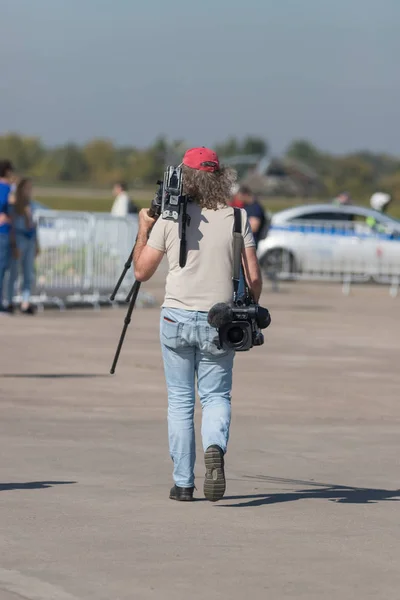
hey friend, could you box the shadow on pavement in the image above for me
[218,476,400,507]
[0,374,106,379]
[0,481,76,492]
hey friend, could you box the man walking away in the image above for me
[0,160,14,313]
[132,148,262,502]
[111,182,138,216]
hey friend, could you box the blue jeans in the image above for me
[160,307,235,488]
[0,233,11,309]
[8,233,36,305]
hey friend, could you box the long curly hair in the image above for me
[182,164,237,210]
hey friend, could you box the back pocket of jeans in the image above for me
[161,317,182,349]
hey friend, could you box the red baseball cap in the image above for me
[182,147,220,172]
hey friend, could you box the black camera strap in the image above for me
[179,196,190,268]
[232,208,243,300]
[233,207,252,302]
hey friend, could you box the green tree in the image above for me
[241,136,268,157]
[0,133,45,172]
[57,144,89,182]
[30,144,89,182]
[215,137,241,158]
[324,155,375,199]
[286,139,322,169]
[83,139,116,185]
[379,171,400,203]
[124,149,160,185]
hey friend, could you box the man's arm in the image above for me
[248,216,261,233]
[242,246,262,302]
[133,209,164,282]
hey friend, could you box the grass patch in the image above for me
[36,192,153,212]
[36,192,400,220]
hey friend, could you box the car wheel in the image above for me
[260,248,296,279]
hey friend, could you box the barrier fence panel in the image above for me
[34,211,93,299]
[27,210,139,306]
[90,213,138,296]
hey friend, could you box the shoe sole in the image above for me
[204,447,226,502]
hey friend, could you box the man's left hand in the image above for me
[138,208,156,231]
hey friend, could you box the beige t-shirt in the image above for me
[147,204,255,311]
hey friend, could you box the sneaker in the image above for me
[204,445,226,502]
[169,485,194,502]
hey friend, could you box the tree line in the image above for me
[1,133,400,201]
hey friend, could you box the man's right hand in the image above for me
[138,208,157,232]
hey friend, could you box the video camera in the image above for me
[208,296,271,352]
[149,165,191,269]
[149,166,186,222]
[207,205,271,352]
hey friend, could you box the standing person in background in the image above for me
[111,182,138,217]
[236,185,266,248]
[369,192,392,215]
[332,191,352,206]
[366,192,392,232]
[0,160,14,314]
[7,178,39,314]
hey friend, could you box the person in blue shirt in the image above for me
[236,185,267,248]
[0,160,15,313]
[7,178,39,314]
[234,185,268,298]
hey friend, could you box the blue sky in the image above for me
[2,0,399,155]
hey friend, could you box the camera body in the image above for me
[208,298,271,352]
[150,166,184,222]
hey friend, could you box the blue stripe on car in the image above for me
[270,224,398,241]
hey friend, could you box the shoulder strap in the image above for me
[232,208,243,295]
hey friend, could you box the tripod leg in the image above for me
[110,253,133,301]
[110,280,141,374]
[125,280,137,303]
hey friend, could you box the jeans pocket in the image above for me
[161,317,182,349]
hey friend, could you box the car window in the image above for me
[344,212,399,238]
[290,211,352,222]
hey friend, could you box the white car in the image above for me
[257,204,400,280]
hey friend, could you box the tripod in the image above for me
[109,250,142,375]
[109,194,189,374]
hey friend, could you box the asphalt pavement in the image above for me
[1,281,399,600]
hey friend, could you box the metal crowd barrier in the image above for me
[261,220,400,297]
[26,210,144,308]
[11,213,400,305]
